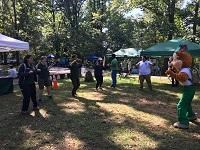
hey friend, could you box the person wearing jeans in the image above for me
[136,56,153,90]
[110,54,118,88]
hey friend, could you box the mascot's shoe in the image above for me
[188,115,197,121]
[173,122,189,129]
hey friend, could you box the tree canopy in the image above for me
[0,0,199,57]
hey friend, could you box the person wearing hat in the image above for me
[94,57,106,91]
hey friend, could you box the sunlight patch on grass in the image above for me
[151,76,170,83]
[97,102,169,128]
[193,95,199,101]
[135,98,167,106]
[57,101,86,114]
[62,133,85,150]
[80,84,88,88]
[108,127,158,149]
[21,126,53,149]
[37,145,59,150]
[78,91,107,101]
[156,89,181,97]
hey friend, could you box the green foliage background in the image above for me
[0,0,199,57]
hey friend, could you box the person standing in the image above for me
[94,57,105,91]
[136,56,153,91]
[128,59,132,75]
[168,57,179,87]
[110,54,119,88]
[18,55,38,114]
[36,56,53,102]
[69,54,82,97]
[121,58,128,77]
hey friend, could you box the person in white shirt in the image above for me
[8,65,18,78]
[136,56,153,90]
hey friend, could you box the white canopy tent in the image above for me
[0,33,29,52]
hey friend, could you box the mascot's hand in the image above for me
[176,72,189,82]
[171,66,179,73]
[165,69,176,78]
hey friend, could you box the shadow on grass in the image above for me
[0,77,200,149]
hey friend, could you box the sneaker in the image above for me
[173,122,189,129]
[188,115,197,121]
[111,85,116,88]
[99,87,103,91]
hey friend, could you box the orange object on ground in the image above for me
[52,79,59,89]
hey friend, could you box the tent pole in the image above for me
[16,51,19,65]
[3,52,7,64]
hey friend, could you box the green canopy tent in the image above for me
[141,39,200,56]
[114,48,140,57]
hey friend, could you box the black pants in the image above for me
[21,83,37,111]
[71,78,80,96]
[139,74,152,90]
[172,78,179,87]
[95,75,103,89]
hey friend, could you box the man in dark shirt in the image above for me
[70,54,82,97]
[37,56,52,101]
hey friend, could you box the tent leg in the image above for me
[16,51,19,65]
[0,53,3,63]
[3,52,7,64]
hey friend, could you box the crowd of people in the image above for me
[17,53,155,114]
[17,45,198,129]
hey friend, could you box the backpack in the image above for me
[189,67,200,85]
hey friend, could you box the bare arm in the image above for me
[136,61,140,67]
[103,56,106,67]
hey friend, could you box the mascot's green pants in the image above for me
[177,85,196,125]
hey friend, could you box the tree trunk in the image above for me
[167,0,176,40]
[192,1,199,42]
[12,0,20,65]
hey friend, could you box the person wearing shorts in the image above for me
[37,56,52,102]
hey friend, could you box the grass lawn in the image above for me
[1,75,200,150]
